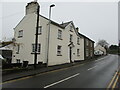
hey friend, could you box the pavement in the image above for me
[1,54,119,89]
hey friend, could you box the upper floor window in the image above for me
[77,49,80,56]
[57,45,62,56]
[86,40,89,46]
[70,34,73,42]
[70,25,73,32]
[38,26,42,35]
[91,42,93,47]
[77,37,80,45]
[32,43,41,53]
[86,48,89,57]
[16,45,20,54]
[90,50,93,57]
[18,30,23,38]
[58,29,62,40]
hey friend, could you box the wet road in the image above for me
[2,55,119,88]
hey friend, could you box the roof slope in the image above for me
[78,33,95,43]
[60,21,72,27]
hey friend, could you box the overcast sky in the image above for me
[0,0,119,45]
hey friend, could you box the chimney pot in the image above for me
[76,27,79,32]
[26,1,40,15]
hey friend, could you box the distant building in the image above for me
[94,44,106,56]
[12,1,94,66]
[78,33,94,60]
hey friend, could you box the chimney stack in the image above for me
[26,1,40,15]
[76,27,79,32]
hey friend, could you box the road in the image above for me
[2,55,119,88]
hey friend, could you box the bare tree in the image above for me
[97,40,109,54]
[97,40,109,47]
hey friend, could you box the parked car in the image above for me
[94,50,103,56]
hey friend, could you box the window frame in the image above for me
[57,45,62,56]
[77,49,80,56]
[16,59,20,63]
[77,37,80,45]
[31,43,41,54]
[90,42,93,47]
[86,48,89,57]
[58,29,62,40]
[16,45,20,54]
[70,25,73,32]
[18,30,23,38]
[70,34,73,42]
[90,50,93,57]
[86,39,89,46]
[38,26,42,35]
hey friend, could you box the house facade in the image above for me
[78,33,94,60]
[12,1,94,66]
[94,44,106,55]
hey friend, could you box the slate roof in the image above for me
[40,15,72,29]
[60,21,72,27]
[78,33,95,43]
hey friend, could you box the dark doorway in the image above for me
[69,47,72,63]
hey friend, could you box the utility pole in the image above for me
[34,4,40,69]
[46,4,55,67]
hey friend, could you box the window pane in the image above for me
[77,37,80,44]
[77,49,80,56]
[38,44,41,52]
[38,26,42,34]
[32,44,41,53]
[70,34,72,42]
[16,45,20,54]
[57,45,62,55]
[32,44,35,52]
[18,30,23,37]
[70,26,72,31]
[16,59,20,63]
[58,30,62,39]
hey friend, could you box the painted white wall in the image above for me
[12,14,37,64]
[94,44,106,55]
[48,24,70,66]
[47,22,85,66]
[12,1,85,66]
[12,14,50,64]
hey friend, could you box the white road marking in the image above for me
[95,56,108,62]
[44,73,80,88]
[95,59,102,62]
[88,65,97,71]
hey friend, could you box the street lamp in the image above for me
[46,4,55,67]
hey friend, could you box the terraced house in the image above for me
[12,1,94,66]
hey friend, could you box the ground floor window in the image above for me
[16,59,20,63]
[90,50,93,57]
[77,49,80,56]
[57,45,62,56]
[32,43,41,53]
[86,49,89,57]
[16,44,20,54]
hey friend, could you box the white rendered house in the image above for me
[94,44,107,55]
[12,1,85,66]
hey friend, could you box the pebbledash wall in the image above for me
[12,1,93,66]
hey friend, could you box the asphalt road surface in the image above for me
[2,54,119,88]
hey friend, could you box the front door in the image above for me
[69,47,72,63]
